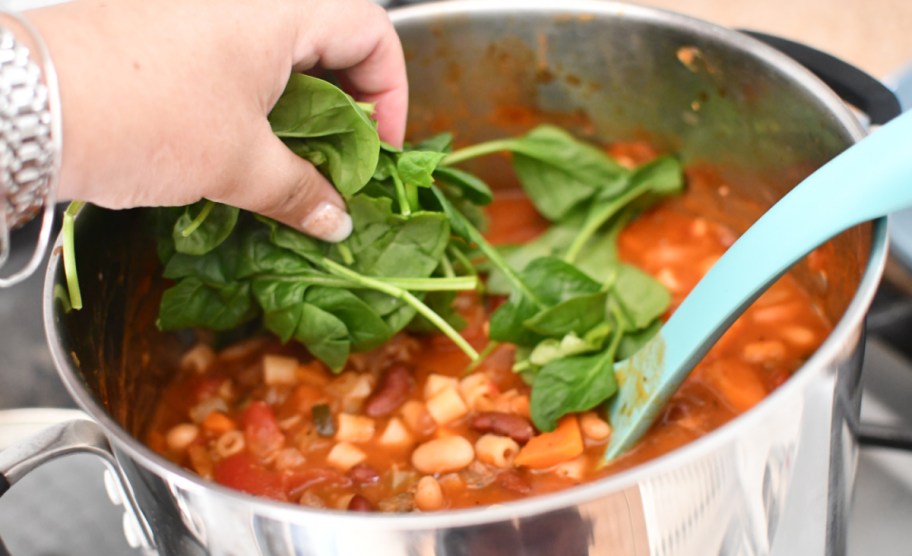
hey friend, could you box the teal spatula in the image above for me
[605,109,912,461]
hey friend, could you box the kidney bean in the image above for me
[497,470,532,494]
[348,494,374,512]
[470,411,535,445]
[364,365,413,417]
[348,463,380,485]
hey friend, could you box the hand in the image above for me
[26,0,408,241]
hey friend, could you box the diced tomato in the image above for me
[189,374,227,402]
[214,452,286,500]
[241,401,285,459]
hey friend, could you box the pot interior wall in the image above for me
[49,3,871,440]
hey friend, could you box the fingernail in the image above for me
[300,202,352,242]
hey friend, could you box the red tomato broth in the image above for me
[145,151,832,511]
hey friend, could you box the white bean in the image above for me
[579,411,612,441]
[415,476,445,511]
[166,423,199,452]
[411,436,474,474]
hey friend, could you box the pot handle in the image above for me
[0,419,157,554]
[740,30,902,125]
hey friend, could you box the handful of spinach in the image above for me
[151,74,684,432]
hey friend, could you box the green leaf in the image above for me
[611,263,671,330]
[527,331,606,367]
[347,196,450,280]
[163,231,243,285]
[252,278,310,342]
[235,227,313,278]
[415,133,453,153]
[530,350,618,431]
[289,303,351,372]
[397,151,446,188]
[523,291,608,337]
[172,202,239,256]
[433,166,494,205]
[489,256,601,345]
[509,126,629,221]
[566,156,683,262]
[617,319,662,361]
[158,278,255,331]
[304,287,393,351]
[269,74,380,196]
[519,256,602,304]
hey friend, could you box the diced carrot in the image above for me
[297,361,330,386]
[514,415,584,469]
[293,383,327,413]
[202,411,236,435]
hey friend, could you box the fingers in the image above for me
[217,124,353,242]
[294,0,409,146]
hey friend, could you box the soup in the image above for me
[145,145,830,512]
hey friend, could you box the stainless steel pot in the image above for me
[0,1,892,554]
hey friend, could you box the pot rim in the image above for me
[42,0,884,531]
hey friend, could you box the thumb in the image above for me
[221,127,353,243]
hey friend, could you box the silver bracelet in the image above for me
[0,11,61,287]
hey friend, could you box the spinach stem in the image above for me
[440,254,455,278]
[318,258,480,361]
[464,340,500,374]
[337,243,355,265]
[384,276,477,291]
[564,188,643,263]
[181,200,215,237]
[443,139,517,166]
[460,213,543,308]
[262,273,478,292]
[356,101,375,116]
[62,201,85,310]
[405,182,420,212]
[390,167,411,216]
[448,245,478,277]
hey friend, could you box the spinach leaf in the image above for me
[530,349,619,431]
[346,197,450,281]
[158,278,255,331]
[565,155,684,262]
[415,132,453,153]
[252,278,310,342]
[163,232,242,285]
[611,263,670,330]
[443,125,629,221]
[433,166,494,205]
[511,126,628,221]
[235,227,313,278]
[397,151,447,189]
[289,303,351,372]
[172,202,239,256]
[304,287,393,352]
[269,74,380,196]
[523,291,608,337]
[489,256,601,344]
